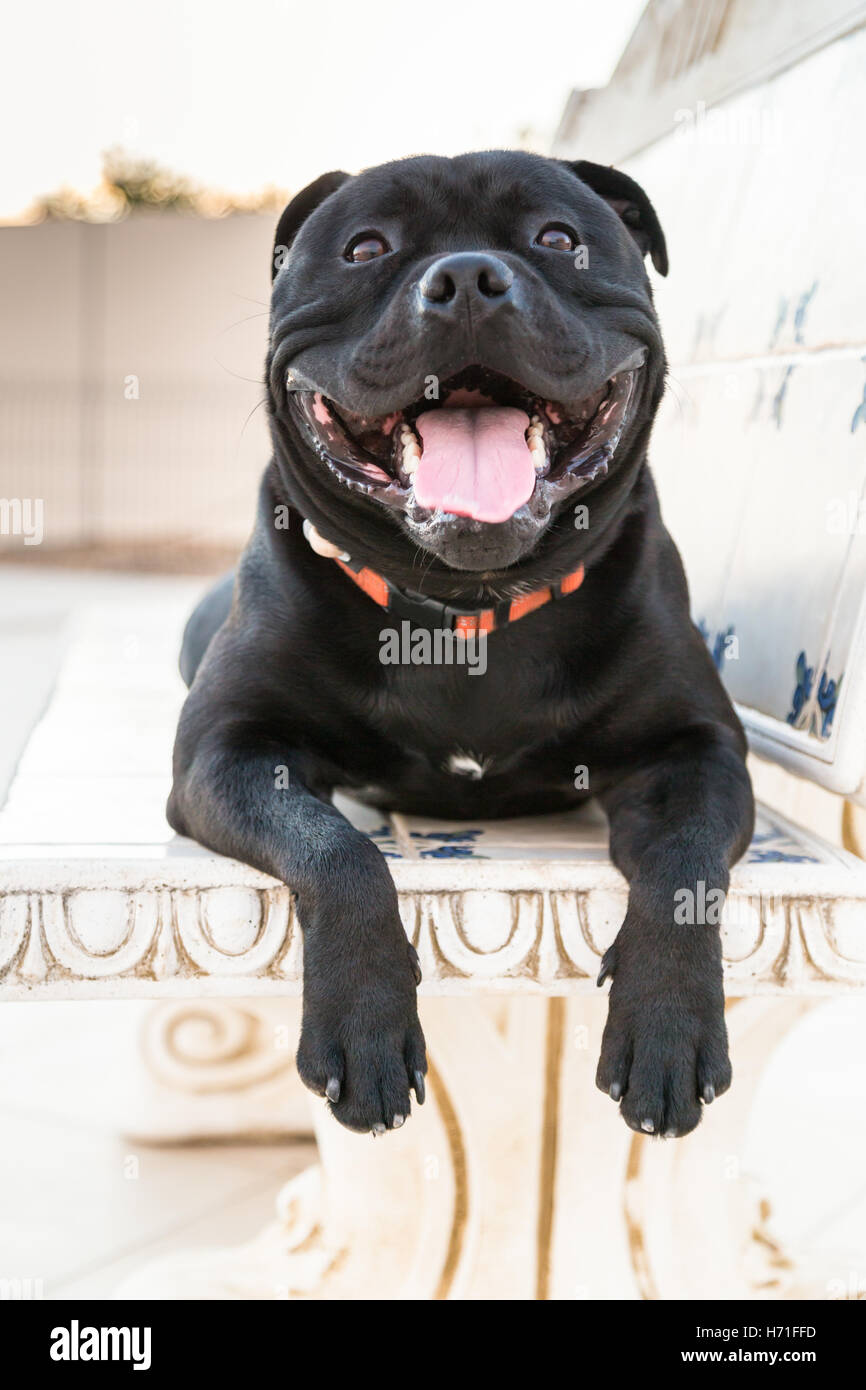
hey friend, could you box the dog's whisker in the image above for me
[237,396,268,444]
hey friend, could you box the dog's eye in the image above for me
[535,224,579,252]
[345,234,390,263]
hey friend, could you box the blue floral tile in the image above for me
[345,802,827,868]
[786,650,843,740]
[745,822,820,866]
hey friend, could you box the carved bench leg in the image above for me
[115,997,555,1299]
[548,996,852,1300]
[116,993,852,1300]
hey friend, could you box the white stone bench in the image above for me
[2,601,865,1003]
[2,593,866,1300]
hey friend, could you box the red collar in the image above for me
[335,556,585,638]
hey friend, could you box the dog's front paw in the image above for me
[595,926,731,1138]
[297,938,427,1135]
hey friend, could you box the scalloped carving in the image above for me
[1,881,865,998]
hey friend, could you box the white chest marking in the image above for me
[447,752,488,780]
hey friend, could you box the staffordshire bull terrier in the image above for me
[168,151,754,1139]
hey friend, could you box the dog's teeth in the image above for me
[399,424,421,484]
[529,437,547,473]
[526,415,545,456]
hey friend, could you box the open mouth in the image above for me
[285,358,644,525]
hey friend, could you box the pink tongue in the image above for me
[414,407,534,523]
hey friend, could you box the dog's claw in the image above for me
[609,1081,623,1101]
[392,1114,405,1129]
[412,1069,426,1105]
[597,953,614,987]
[325,1077,341,1104]
[641,1118,655,1133]
[372,1122,386,1136]
[702,1083,715,1104]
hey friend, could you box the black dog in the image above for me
[169,151,754,1139]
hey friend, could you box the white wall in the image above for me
[0,212,275,551]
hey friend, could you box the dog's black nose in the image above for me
[419,252,514,308]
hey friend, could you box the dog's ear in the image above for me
[563,160,668,277]
[272,171,351,281]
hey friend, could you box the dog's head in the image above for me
[266,151,667,586]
